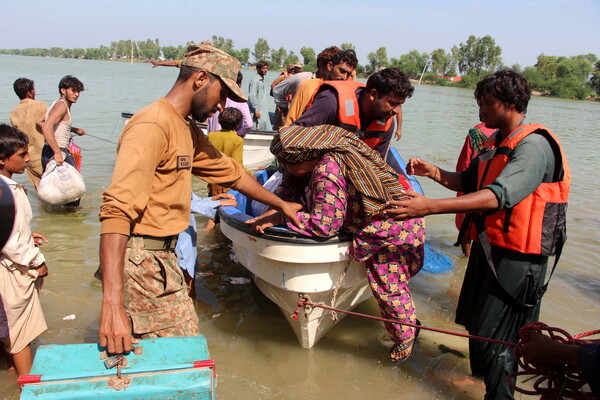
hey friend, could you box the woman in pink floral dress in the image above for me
[250,124,426,362]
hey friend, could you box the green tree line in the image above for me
[1,34,598,100]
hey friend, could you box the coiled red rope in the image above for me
[511,322,597,399]
[293,300,598,399]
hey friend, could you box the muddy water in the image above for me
[0,55,599,399]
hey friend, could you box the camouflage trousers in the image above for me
[124,236,199,339]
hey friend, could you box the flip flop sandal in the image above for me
[388,339,415,363]
[388,319,422,363]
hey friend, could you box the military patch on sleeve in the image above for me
[177,155,191,170]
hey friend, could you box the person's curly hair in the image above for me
[59,75,84,94]
[316,46,341,70]
[331,49,358,69]
[475,69,531,113]
[366,68,414,99]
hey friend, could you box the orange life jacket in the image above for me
[305,80,409,189]
[309,80,393,149]
[472,123,570,256]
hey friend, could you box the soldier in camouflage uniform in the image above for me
[99,41,301,354]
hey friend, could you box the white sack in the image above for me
[37,160,85,205]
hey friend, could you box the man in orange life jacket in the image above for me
[292,67,413,160]
[384,69,570,400]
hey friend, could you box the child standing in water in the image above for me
[0,124,49,377]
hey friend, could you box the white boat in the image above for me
[240,129,275,169]
[219,205,371,349]
[120,112,275,169]
[218,148,452,348]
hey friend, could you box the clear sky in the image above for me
[1,0,598,68]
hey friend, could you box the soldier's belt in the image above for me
[128,235,178,251]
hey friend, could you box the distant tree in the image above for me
[211,35,234,51]
[390,50,429,79]
[162,46,179,60]
[83,48,96,59]
[340,43,355,50]
[211,35,242,62]
[300,47,316,66]
[590,61,600,97]
[367,52,378,72]
[355,64,366,76]
[530,54,594,99]
[452,34,502,77]
[270,47,287,68]
[563,55,594,83]
[284,51,300,66]
[581,53,598,64]
[430,48,455,75]
[553,55,594,99]
[367,47,389,72]
[376,47,389,68]
[110,41,118,58]
[253,38,270,62]
[72,48,85,59]
[479,35,502,72]
[49,47,62,58]
[99,45,111,59]
[176,45,187,59]
[237,48,250,65]
[522,66,545,90]
[511,64,523,74]
[535,54,558,80]
[111,40,134,59]
[136,39,161,60]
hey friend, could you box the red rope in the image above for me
[510,322,593,399]
[294,301,515,347]
[574,328,600,340]
[293,301,597,399]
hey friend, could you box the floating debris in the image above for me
[224,277,251,285]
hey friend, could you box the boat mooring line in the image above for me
[293,300,515,347]
[293,300,600,347]
[293,300,600,399]
[71,116,121,151]
[83,133,118,145]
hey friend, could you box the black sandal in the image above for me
[388,339,415,363]
[388,319,422,363]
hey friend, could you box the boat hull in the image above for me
[253,275,371,349]
[218,218,371,348]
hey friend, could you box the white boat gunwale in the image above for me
[218,205,353,246]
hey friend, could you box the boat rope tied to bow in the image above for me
[290,295,313,321]
[291,300,599,398]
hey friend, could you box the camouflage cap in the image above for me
[182,41,247,103]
